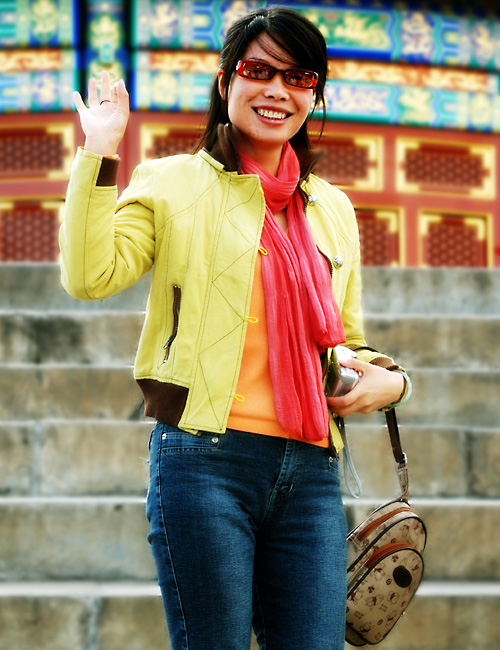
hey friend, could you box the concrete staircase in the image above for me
[1,263,499,650]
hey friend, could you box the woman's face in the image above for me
[219,34,315,161]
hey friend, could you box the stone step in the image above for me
[0,582,169,650]
[364,314,499,370]
[0,497,155,582]
[0,311,144,365]
[360,267,500,316]
[0,365,143,421]
[0,421,150,498]
[362,581,500,650]
[344,498,500,582]
[344,497,500,581]
[0,497,499,582]
[0,263,150,312]
[2,310,498,369]
[2,264,500,315]
[340,424,500,500]
[0,581,498,650]
[2,421,499,499]
[1,365,499,427]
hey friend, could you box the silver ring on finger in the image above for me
[100,100,111,104]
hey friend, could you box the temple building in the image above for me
[1,0,499,266]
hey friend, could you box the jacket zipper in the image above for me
[163,284,181,363]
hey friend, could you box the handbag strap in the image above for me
[385,409,410,501]
[336,410,410,501]
[336,416,363,499]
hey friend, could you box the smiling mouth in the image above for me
[255,108,289,121]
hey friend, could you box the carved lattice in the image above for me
[356,209,400,266]
[422,215,487,267]
[0,129,68,176]
[403,144,488,192]
[146,131,201,159]
[0,203,60,261]
[315,138,373,185]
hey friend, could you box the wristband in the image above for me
[382,370,412,410]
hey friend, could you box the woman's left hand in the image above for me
[326,358,404,418]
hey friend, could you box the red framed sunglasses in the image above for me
[235,60,318,89]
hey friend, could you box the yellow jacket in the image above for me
[60,134,397,451]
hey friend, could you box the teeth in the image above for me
[256,108,287,120]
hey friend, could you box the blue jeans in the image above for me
[146,424,347,650]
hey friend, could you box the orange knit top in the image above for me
[227,250,329,448]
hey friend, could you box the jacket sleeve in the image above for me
[59,148,155,301]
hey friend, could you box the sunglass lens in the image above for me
[244,62,273,80]
[285,71,313,88]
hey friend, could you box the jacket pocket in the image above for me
[163,284,181,363]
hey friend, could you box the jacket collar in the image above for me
[205,123,322,182]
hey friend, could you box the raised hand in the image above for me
[73,69,130,156]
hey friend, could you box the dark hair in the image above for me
[197,6,328,152]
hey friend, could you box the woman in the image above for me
[60,7,410,650]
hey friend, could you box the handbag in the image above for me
[343,409,427,646]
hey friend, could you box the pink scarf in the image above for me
[239,143,345,441]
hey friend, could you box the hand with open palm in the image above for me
[73,69,130,156]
